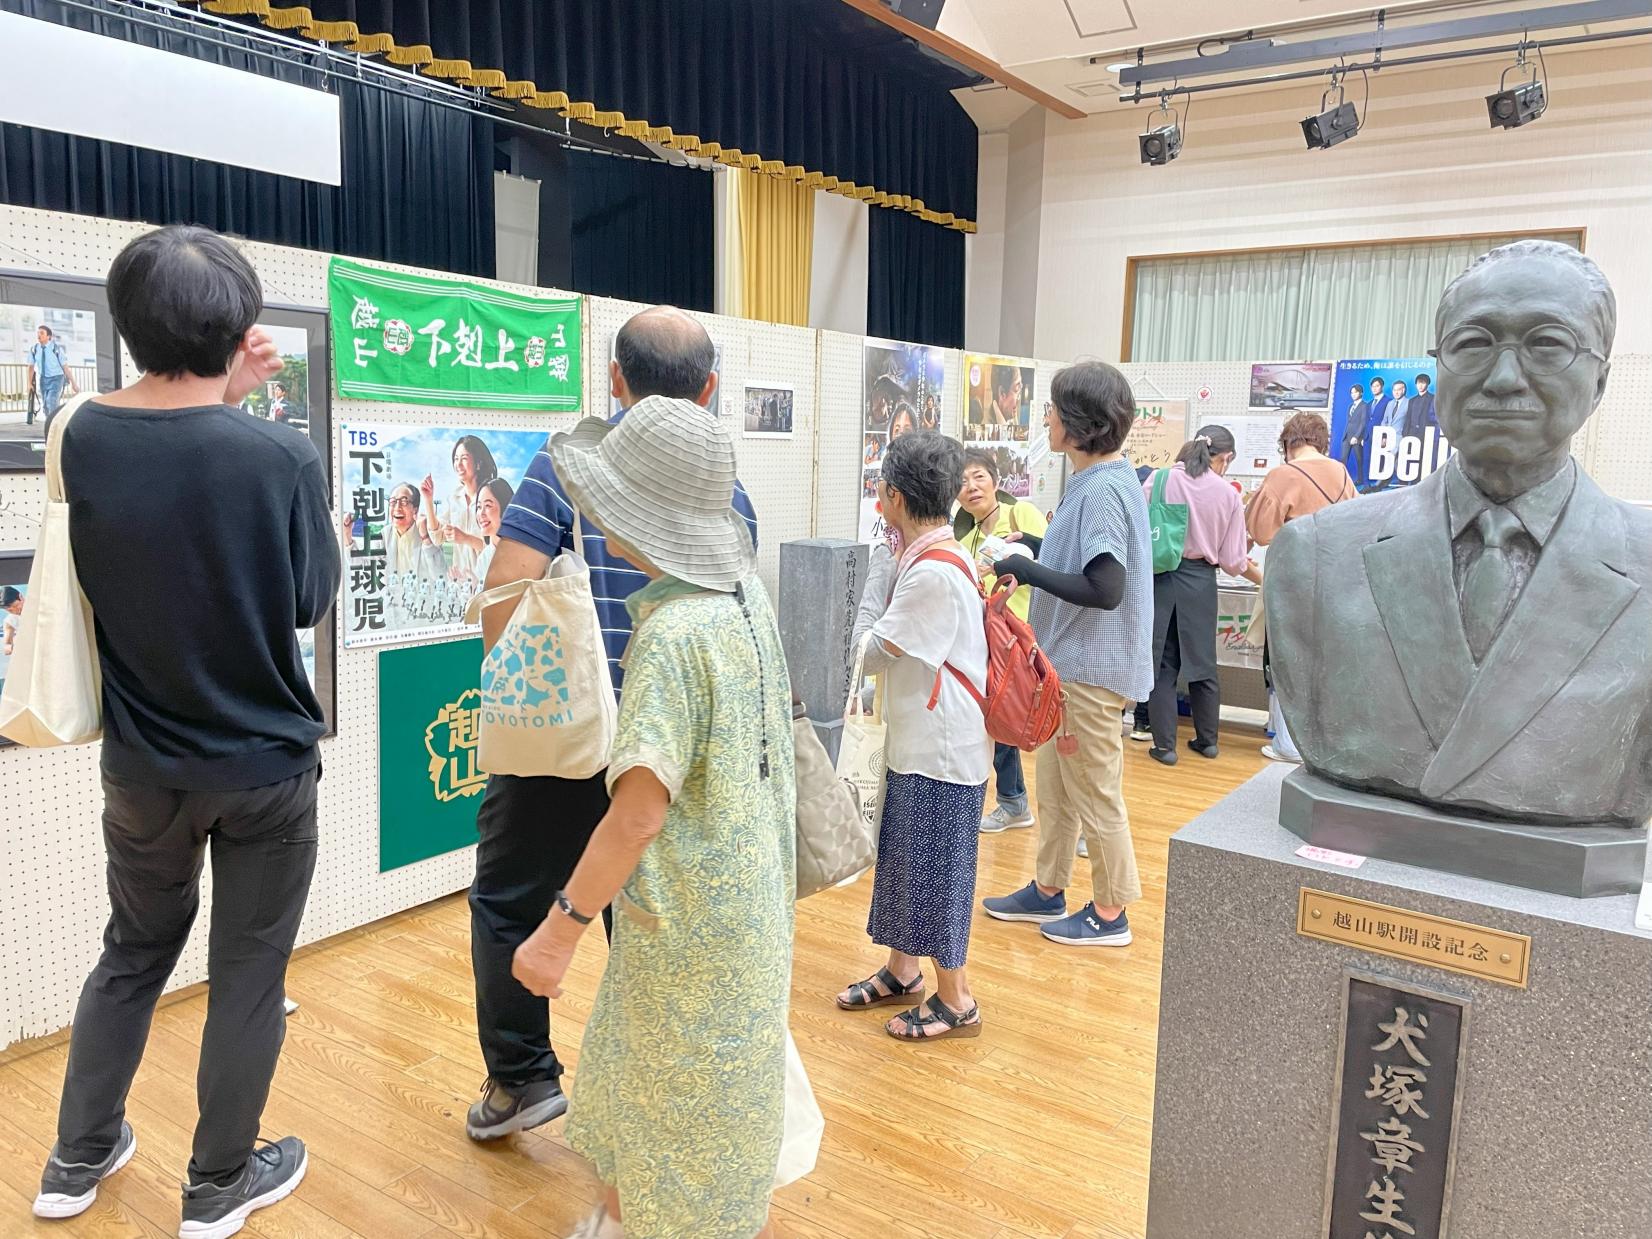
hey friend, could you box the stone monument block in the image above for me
[778,539,867,733]
[1147,766,1652,1239]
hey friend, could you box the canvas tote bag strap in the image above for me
[44,392,96,503]
[464,576,535,625]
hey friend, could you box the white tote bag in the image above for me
[772,1030,825,1189]
[0,394,102,747]
[833,633,888,837]
[465,551,616,780]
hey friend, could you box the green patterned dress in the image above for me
[566,575,796,1239]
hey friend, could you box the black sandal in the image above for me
[887,995,983,1041]
[836,966,924,1010]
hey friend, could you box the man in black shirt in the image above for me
[33,226,340,1238]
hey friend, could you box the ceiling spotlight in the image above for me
[1302,70,1364,150]
[1139,93,1187,166]
[1487,44,1548,129]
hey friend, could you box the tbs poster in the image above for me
[1331,358,1450,493]
[962,353,1035,499]
[339,423,549,648]
[861,339,946,544]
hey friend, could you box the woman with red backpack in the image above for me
[834,432,993,1042]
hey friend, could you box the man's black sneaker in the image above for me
[33,1121,137,1218]
[466,1077,568,1141]
[179,1137,306,1239]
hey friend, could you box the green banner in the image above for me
[329,258,582,412]
[378,638,485,872]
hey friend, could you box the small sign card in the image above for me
[1296,843,1366,870]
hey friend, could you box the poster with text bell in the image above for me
[1329,358,1449,493]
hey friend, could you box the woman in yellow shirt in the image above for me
[953,448,1049,834]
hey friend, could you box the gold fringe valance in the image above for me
[185,0,977,232]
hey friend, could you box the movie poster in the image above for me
[1248,362,1333,409]
[1330,358,1447,493]
[0,273,121,471]
[1124,398,1189,471]
[861,339,946,544]
[962,353,1035,500]
[339,422,549,648]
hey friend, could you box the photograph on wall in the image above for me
[339,422,549,648]
[240,306,332,487]
[743,381,794,438]
[1330,358,1446,494]
[962,354,1034,498]
[377,637,484,872]
[0,273,121,471]
[0,551,30,748]
[1124,398,1189,471]
[329,258,582,413]
[612,335,720,420]
[1248,361,1333,409]
[861,338,946,543]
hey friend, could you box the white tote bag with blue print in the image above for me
[466,552,616,780]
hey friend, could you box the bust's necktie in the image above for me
[1461,506,1524,662]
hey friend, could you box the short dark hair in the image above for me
[107,225,261,378]
[1350,384,1365,397]
[615,306,715,400]
[1178,424,1236,478]
[1278,411,1330,457]
[882,432,964,523]
[962,447,1000,483]
[992,366,1020,400]
[1371,376,1386,387]
[1049,361,1135,456]
[1415,373,1430,386]
[453,435,499,485]
[36,324,52,338]
[478,477,515,510]
[1,586,19,607]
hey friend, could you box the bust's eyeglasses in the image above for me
[1429,322,1607,378]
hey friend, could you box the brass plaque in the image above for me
[1298,888,1530,988]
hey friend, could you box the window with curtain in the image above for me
[1128,231,1584,362]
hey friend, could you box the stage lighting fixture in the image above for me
[1487,46,1548,129]
[1302,72,1363,150]
[1139,93,1186,166]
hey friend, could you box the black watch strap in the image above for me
[555,889,593,926]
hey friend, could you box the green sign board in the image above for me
[329,257,582,412]
[378,638,486,872]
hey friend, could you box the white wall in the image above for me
[1015,41,1652,362]
[966,131,1008,352]
[999,105,1048,357]
[807,190,869,336]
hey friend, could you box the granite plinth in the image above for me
[811,717,844,766]
[778,539,867,723]
[1147,765,1652,1239]
[1280,767,1648,898]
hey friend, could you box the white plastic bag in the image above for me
[0,394,102,747]
[833,634,887,837]
[465,552,616,780]
[773,1030,824,1188]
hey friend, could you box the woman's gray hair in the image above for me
[881,432,965,523]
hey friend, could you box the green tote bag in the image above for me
[1148,468,1189,574]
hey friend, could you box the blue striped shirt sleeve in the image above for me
[498,442,574,560]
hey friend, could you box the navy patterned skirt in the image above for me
[867,771,987,970]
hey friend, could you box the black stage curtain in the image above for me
[0,0,495,279]
[868,205,965,349]
[568,152,713,311]
[270,0,977,227]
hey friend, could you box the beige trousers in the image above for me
[1034,682,1143,909]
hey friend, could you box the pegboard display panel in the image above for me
[816,330,868,544]
[1580,354,1652,500]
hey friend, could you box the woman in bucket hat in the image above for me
[511,395,795,1239]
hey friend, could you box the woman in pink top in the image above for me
[1142,425,1260,765]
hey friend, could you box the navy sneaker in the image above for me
[180,1137,306,1239]
[1148,747,1178,766]
[982,881,1067,924]
[466,1077,567,1141]
[1041,904,1133,947]
[33,1122,137,1218]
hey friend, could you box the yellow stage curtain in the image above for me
[737,170,814,327]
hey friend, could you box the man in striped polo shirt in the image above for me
[464,306,758,1142]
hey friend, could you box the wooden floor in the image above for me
[0,732,1267,1239]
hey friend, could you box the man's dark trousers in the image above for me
[469,772,612,1088]
[55,767,319,1183]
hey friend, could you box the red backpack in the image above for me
[914,548,1067,752]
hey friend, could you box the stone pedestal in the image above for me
[779,539,867,760]
[1147,765,1652,1239]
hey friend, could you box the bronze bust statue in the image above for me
[1268,241,1651,832]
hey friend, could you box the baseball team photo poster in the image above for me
[861,339,946,543]
[962,354,1035,499]
[1330,358,1447,492]
[339,423,549,648]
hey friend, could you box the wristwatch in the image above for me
[554,889,593,926]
